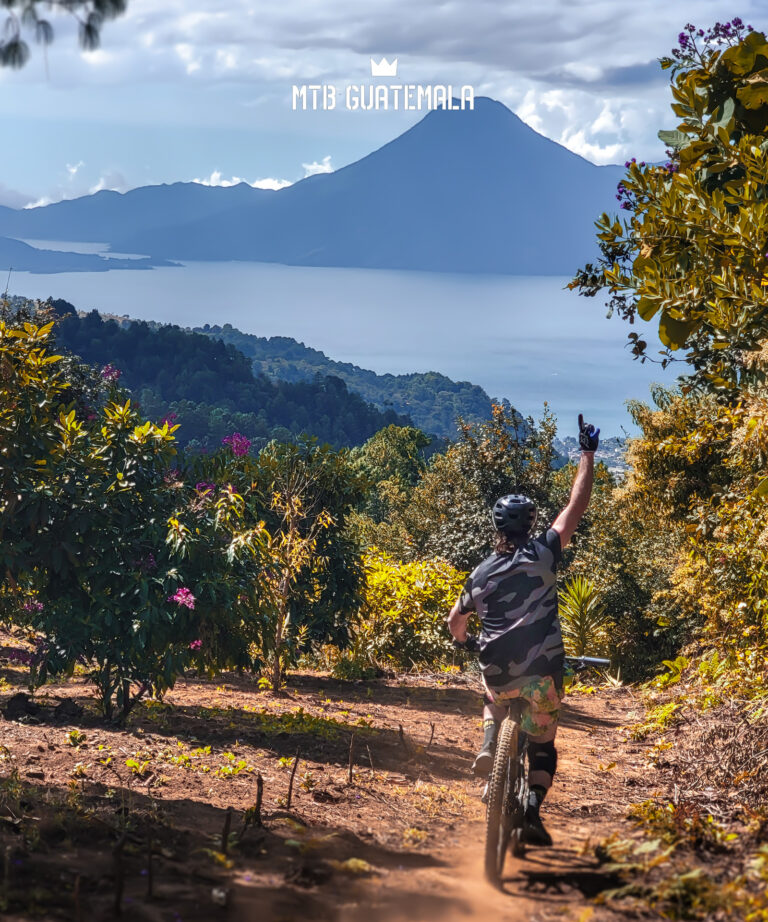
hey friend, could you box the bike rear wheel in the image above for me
[484,716,523,887]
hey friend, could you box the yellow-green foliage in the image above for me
[344,549,466,669]
[623,366,768,691]
[631,701,682,740]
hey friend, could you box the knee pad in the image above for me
[530,740,557,777]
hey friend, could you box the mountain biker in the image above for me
[447,414,599,848]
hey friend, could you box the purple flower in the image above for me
[164,468,181,484]
[7,648,32,666]
[189,639,203,651]
[161,413,178,427]
[222,433,251,457]
[101,364,121,384]
[195,482,216,495]
[169,587,196,610]
[138,553,157,573]
[22,599,44,614]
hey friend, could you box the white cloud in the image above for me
[560,130,624,165]
[89,171,129,195]
[25,196,54,209]
[193,170,291,190]
[252,177,292,190]
[66,161,85,179]
[302,155,334,176]
[2,0,764,174]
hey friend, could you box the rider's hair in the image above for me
[494,529,529,555]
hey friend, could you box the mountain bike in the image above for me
[484,655,610,888]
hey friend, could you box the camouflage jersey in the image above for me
[458,528,564,692]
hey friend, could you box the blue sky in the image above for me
[0,0,764,208]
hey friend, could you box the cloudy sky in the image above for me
[0,0,763,208]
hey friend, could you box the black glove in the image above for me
[453,634,480,654]
[578,413,600,453]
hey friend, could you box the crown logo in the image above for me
[370,57,398,77]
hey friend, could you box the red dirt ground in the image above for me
[0,657,658,922]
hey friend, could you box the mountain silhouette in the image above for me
[0,98,623,275]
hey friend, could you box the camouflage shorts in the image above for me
[482,674,562,742]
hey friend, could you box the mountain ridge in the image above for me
[0,98,624,275]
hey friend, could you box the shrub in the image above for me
[346,550,467,669]
[559,576,610,657]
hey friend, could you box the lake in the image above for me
[15,259,669,437]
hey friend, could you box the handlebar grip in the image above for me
[564,655,611,668]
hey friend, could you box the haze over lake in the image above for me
[15,260,668,436]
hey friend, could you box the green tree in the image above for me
[248,439,366,682]
[352,424,431,522]
[0,309,268,719]
[571,20,768,391]
[570,20,768,683]
[377,403,559,570]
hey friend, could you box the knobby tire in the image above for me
[484,716,525,887]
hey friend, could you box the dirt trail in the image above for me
[338,689,654,922]
[0,662,655,921]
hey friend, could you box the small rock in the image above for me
[211,886,229,906]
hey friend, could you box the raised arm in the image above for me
[551,415,599,548]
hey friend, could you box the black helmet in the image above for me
[492,494,537,536]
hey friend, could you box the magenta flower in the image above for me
[7,648,32,666]
[168,587,196,610]
[161,413,178,426]
[188,639,202,651]
[101,364,121,384]
[222,432,251,457]
[195,482,216,495]
[22,599,44,614]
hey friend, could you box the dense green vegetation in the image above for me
[0,304,366,715]
[196,322,494,439]
[567,20,768,918]
[571,17,768,688]
[55,310,411,451]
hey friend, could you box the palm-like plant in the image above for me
[559,576,610,657]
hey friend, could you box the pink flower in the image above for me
[188,639,202,651]
[101,364,121,384]
[168,587,196,610]
[222,432,251,457]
